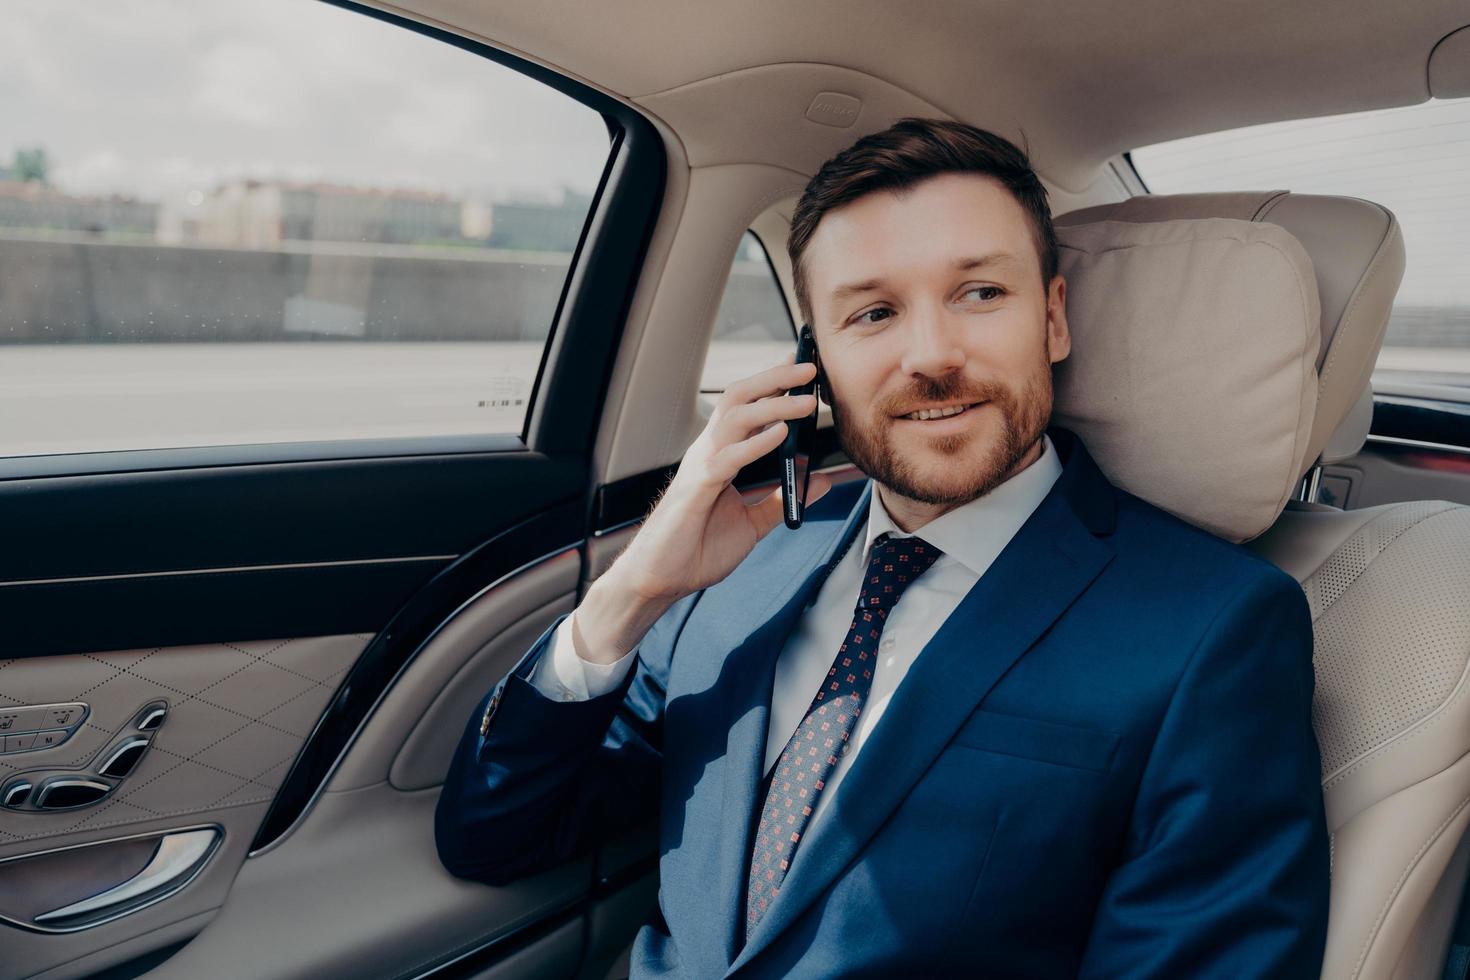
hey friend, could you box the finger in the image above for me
[747,468,834,535]
[719,359,817,411]
[745,486,789,538]
[806,470,834,507]
[714,392,816,446]
[709,417,789,479]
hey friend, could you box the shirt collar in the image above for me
[861,432,1064,576]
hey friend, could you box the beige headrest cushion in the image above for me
[1053,218,1320,543]
[1058,192,1405,471]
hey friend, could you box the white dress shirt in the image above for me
[529,433,1063,833]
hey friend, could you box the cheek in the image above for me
[824,346,894,410]
[970,308,1050,367]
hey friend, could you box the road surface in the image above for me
[0,341,796,457]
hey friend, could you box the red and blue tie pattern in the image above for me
[744,532,943,937]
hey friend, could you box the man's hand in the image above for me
[572,357,833,664]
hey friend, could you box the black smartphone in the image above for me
[780,324,819,529]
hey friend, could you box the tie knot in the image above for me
[858,533,943,614]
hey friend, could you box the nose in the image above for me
[898,308,966,379]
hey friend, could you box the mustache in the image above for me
[879,376,1010,416]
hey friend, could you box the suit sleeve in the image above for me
[1078,570,1330,979]
[434,591,702,886]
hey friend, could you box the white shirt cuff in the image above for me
[527,611,639,702]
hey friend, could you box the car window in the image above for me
[701,232,797,393]
[0,0,610,458]
[1130,97,1470,387]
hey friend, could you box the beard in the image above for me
[829,357,1053,507]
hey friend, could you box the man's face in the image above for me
[803,172,1071,506]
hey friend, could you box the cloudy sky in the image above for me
[0,0,610,203]
[1134,97,1470,307]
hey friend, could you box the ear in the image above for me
[1045,274,1071,364]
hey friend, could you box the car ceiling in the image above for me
[369,0,1467,190]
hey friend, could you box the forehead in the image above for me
[804,172,1038,303]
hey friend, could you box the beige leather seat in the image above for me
[1057,192,1470,979]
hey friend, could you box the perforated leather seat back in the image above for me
[1254,500,1470,978]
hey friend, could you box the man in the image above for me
[436,118,1329,977]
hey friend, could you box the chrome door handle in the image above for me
[32,828,220,928]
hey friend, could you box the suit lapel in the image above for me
[707,481,873,965]
[727,433,1116,974]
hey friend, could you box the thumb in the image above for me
[746,486,790,538]
[806,470,834,507]
[747,471,835,538]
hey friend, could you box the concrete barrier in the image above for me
[5,234,1460,350]
[0,235,792,345]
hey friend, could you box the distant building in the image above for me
[279,183,462,245]
[173,180,464,248]
[0,180,158,236]
[3,174,598,255]
[485,190,592,252]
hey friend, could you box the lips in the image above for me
[896,401,981,421]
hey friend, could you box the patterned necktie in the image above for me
[744,532,943,937]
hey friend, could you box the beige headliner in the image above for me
[372,0,1464,191]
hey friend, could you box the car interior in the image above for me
[1,1,1468,978]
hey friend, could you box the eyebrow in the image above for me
[828,252,1020,302]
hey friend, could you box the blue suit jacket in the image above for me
[437,429,1329,978]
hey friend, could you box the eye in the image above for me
[852,306,894,325]
[962,285,1005,303]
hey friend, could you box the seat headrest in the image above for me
[1052,192,1404,543]
[1058,192,1405,468]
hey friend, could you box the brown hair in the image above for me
[787,117,1058,325]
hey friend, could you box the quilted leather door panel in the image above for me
[0,635,368,979]
[0,635,367,852]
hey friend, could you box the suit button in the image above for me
[479,690,502,736]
